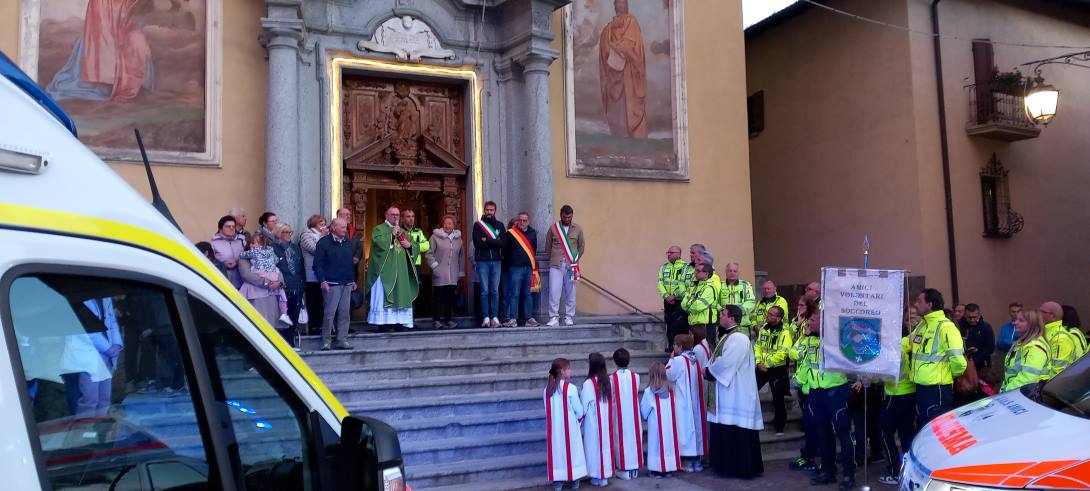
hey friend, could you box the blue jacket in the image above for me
[273,241,306,292]
[996,321,1019,352]
[313,234,357,284]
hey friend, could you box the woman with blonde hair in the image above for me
[641,361,680,477]
[1002,308,1051,392]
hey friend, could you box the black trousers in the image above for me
[849,384,883,462]
[433,285,456,322]
[665,300,687,348]
[279,289,303,347]
[915,383,953,432]
[798,391,818,461]
[811,384,855,478]
[304,282,325,334]
[755,365,789,432]
[880,393,917,475]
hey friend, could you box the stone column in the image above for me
[518,53,556,252]
[261,2,304,225]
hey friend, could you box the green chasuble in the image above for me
[365,222,420,308]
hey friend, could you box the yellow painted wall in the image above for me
[550,0,756,315]
[1,0,267,243]
[746,0,928,288]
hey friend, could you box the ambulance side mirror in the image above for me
[340,415,404,490]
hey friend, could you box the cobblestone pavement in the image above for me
[523,461,899,490]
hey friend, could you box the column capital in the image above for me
[260,0,304,51]
[494,58,523,83]
[514,48,559,75]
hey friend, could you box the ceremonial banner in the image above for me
[819,267,905,378]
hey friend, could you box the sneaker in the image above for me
[570,480,580,490]
[838,475,856,490]
[810,472,837,485]
[526,318,540,327]
[693,461,703,472]
[546,317,560,327]
[292,346,301,352]
[790,458,818,472]
[651,472,662,479]
[446,320,459,329]
[563,317,575,326]
[616,471,631,480]
[878,475,899,486]
[502,319,517,327]
[332,341,352,350]
[278,313,293,326]
[775,432,785,436]
[320,343,332,351]
[553,482,564,491]
[433,321,444,329]
[490,317,502,328]
[481,319,491,328]
[598,478,609,487]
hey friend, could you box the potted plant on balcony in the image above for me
[992,69,1026,95]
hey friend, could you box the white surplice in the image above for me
[665,353,698,457]
[706,331,764,430]
[545,381,588,482]
[580,377,615,479]
[609,369,643,471]
[640,386,681,472]
[685,350,709,456]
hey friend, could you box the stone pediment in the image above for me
[357,16,456,62]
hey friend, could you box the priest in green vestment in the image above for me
[366,206,420,328]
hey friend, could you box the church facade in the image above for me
[1,0,755,316]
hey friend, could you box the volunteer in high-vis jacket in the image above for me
[909,288,967,426]
[1041,301,1078,379]
[0,52,403,491]
[1001,308,1051,392]
[754,306,793,435]
[681,263,719,330]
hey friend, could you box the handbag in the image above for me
[297,306,309,324]
[955,360,980,395]
[350,289,365,311]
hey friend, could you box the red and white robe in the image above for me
[610,369,643,472]
[580,377,616,479]
[665,354,698,457]
[686,349,709,456]
[640,386,681,473]
[545,381,588,482]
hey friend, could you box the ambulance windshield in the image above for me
[1038,353,1090,419]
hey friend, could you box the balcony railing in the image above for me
[965,85,1041,141]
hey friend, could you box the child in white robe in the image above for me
[666,334,699,471]
[545,357,587,490]
[580,353,615,487]
[689,326,712,467]
[641,361,681,477]
[610,348,642,480]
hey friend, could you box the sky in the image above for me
[743,0,800,28]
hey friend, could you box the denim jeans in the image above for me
[477,260,501,318]
[504,267,534,322]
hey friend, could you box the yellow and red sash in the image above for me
[508,226,541,292]
[552,221,580,281]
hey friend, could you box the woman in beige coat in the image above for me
[425,215,464,329]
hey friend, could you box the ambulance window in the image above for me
[1040,352,1090,419]
[7,274,214,490]
[187,296,310,490]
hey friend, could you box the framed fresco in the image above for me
[564,0,689,181]
[19,0,222,166]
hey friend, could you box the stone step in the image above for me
[297,324,623,350]
[407,453,544,489]
[298,337,655,366]
[402,431,545,468]
[308,351,667,383]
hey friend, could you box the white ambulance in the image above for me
[900,356,1090,490]
[0,52,404,490]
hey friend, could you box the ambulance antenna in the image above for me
[134,128,181,231]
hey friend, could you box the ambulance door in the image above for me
[0,231,353,490]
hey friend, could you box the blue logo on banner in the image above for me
[839,316,881,364]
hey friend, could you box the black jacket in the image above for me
[501,226,537,268]
[273,241,306,292]
[960,318,996,369]
[471,215,505,262]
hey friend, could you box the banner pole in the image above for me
[861,234,871,491]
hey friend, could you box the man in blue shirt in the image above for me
[995,302,1022,355]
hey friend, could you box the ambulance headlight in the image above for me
[0,147,44,174]
[925,479,1000,490]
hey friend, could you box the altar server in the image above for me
[610,348,642,480]
[545,358,587,490]
[581,353,616,487]
[641,362,681,477]
[666,334,700,471]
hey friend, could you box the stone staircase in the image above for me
[297,315,803,491]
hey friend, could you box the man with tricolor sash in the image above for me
[501,212,540,327]
[472,201,506,328]
[545,204,585,327]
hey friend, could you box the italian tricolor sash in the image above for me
[552,221,580,280]
[508,227,541,292]
[476,219,498,240]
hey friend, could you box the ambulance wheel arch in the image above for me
[0,229,397,490]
